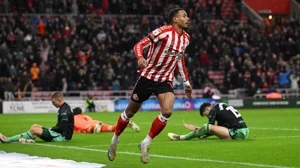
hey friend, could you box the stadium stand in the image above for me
[0,0,299,101]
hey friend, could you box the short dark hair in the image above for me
[199,103,211,116]
[50,91,64,99]
[168,8,184,24]
[73,107,82,115]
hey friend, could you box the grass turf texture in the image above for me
[0,108,299,168]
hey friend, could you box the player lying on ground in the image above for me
[168,103,249,140]
[73,107,140,133]
[0,92,74,143]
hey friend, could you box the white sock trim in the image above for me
[121,111,130,122]
[158,113,170,123]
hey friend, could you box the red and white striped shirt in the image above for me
[134,25,190,82]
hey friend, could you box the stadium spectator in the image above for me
[37,19,46,36]
[0,2,299,98]
[107,8,192,164]
[0,77,6,100]
[30,62,40,84]
[289,69,299,90]
[3,77,16,100]
[85,95,95,112]
[168,102,249,141]
[0,92,74,143]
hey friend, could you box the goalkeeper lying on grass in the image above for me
[168,103,249,140]
[73,107,140,133]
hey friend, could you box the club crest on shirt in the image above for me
[132,94,139,101]
[167,81,173,88]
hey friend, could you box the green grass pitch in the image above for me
[0,108,300,168]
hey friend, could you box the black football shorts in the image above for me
[131,76,174,103]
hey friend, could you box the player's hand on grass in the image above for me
[138,57,147,68]
[183,123,199,131]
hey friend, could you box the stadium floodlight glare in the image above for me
[268,15,273,20]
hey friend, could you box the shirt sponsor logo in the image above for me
[164,50,184,57]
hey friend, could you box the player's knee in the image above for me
[201,124,210,134]
[29,127,38,135]
[125,110,135,118]
[30,124,39,130]
[30,124,41,134]
[161,112,172,118]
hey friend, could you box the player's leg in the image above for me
[1,124,43,143]
[98,121,140,133]
[113,100,142,138]
[0,133,8,143]
[139,83,174,164]
[86,123,97,133]
[209,125,232,140]
[143,92,174,142]
[49,130,66,142]
[168,124,209,141]
[108,100,142,161]
[98,123,115,132]
[168,124,232,140]
[229,128,249,140]
[39,127,66,142]
[85,121,102,133]
[108,76,152,161]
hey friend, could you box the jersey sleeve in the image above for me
[148,27,164,43]
[176,33,190,82]
[133,37,151,59]
[176,55,189,82]
[134,26,169,59]
[208,107,217,125]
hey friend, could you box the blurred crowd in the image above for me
[0,0,238,20]
[0,0,299,100]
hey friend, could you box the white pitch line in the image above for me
[26,143,297,168]
[249,127,300,131]
[82,135,300,148]
[170,123,300,131]
[256,135,300,139]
